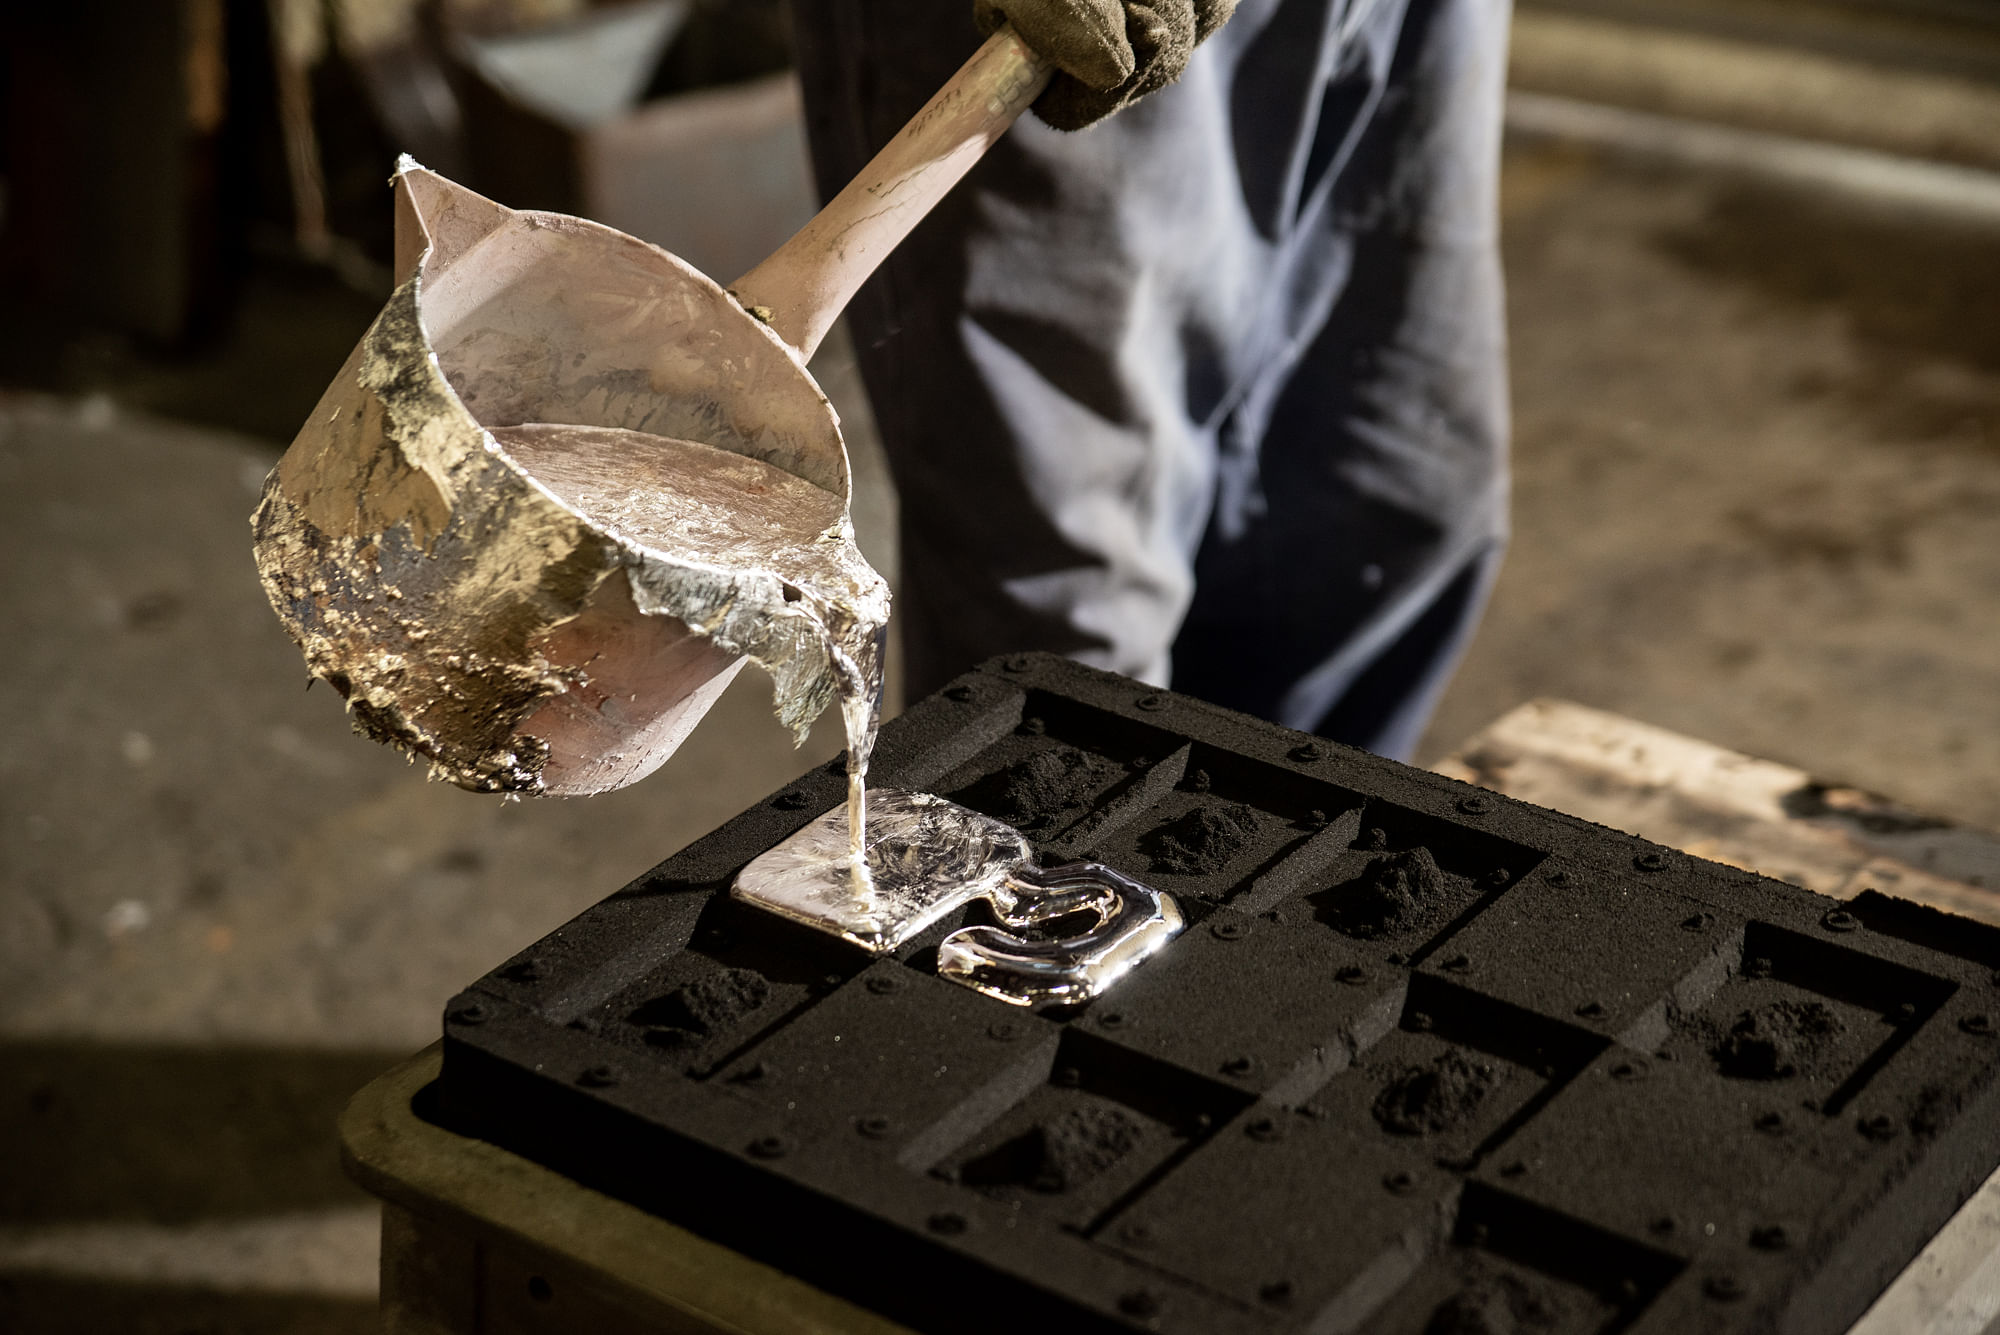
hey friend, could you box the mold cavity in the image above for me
[1659,920,1959,1116]
[1370,1182,1680,1333]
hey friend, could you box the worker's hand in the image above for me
[974,0,1238,131]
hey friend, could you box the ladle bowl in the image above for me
[251,29,1049,795]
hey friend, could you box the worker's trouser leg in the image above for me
[790,0,1511,761]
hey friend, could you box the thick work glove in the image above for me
[974,0,1239,131]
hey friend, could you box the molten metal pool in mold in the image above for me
[435,654,2000,1335]
[729,788,1184,1006]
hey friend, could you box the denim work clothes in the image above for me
[789,0,1512,760]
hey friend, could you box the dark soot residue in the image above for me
[1331,847,1452,939]
[1145,802,1262,875]
[1711,999,1847,1080]
[631,967,770,1048]
[962,1105,1145,1194]
[993,747,1122,830]
[1374,1050,1499,1136]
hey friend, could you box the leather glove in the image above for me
[974,0,1239,131]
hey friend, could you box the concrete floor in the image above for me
[1424,135,2000,831]
[3,135,1997,1331]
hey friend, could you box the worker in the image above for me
[789,0,1510,762]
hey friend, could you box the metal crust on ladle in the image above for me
[250,160,883,795]
[252,30,1049,798]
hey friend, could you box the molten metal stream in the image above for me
[491,422,888,862]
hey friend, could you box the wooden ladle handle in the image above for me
[729,26,1052,361]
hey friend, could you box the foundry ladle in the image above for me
[252,29,1050,795]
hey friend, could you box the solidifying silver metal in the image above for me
[731,790,1033,953]
[732,789,1183,1005]
[939,862,1184,1007]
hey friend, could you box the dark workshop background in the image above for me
[2,1,1998,1331]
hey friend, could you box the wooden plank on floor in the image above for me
[1433,698,2000,926]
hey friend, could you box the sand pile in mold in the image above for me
[993,747,1123,831]
[1709,999,1847,1080]
[1373,1050,1499,1136]
[964,1105,1145,1194]
[1145,802,1262,875]
[632,967,769,1047]
[1331,846,1453,939]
